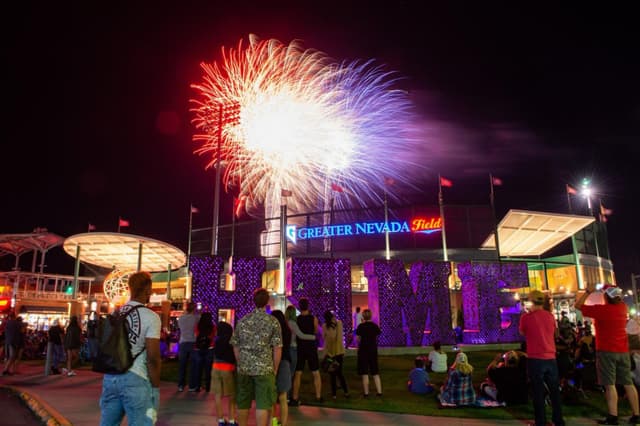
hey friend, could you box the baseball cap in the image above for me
[603,284,622,299]
[529,290,546,305]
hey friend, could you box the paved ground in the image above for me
[0,364,599,425]
[0,388,42,426]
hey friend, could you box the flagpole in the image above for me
[186,204,194,276]
[566,185,584,289]
[438,174,449,262]
[117,216,121,233]
[384,188,390,261]
[489,174,502,261]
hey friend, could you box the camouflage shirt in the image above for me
[230,308,282,375]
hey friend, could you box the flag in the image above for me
[383,176,396,186]
[600,202,613,216]
[281,189,292,197]
[566,184,578,195]
[440,176,453,188]
[491,176,503,186]
[190,205,199,214]
[87,223,96,232]
[119,218,130,227]
[330,183,344,193]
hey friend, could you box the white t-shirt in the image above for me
[120,301,161,380]
[428,350,448,373]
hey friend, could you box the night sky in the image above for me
[3,3,639,283]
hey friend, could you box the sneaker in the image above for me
[315,397,324,403]
[344,392,350,398]
[376,393,383,398]
[61,368,68,375]
[67,370,76,376]
[177,386,184,392]
[362,393,369,399]
[51,368,61,375]
[271,417,279,426]
[629,415,640,425]
[288,399,300,407]
[597,416,619,425]
[188,387,199,392]
[217,421,227,426]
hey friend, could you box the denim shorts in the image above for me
[100,371,155,426]
[236,373,277,410]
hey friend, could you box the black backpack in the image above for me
[92,305,147,374]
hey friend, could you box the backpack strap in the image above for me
[121,304,152,360]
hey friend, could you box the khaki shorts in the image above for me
[236,373,276,410]
[212,368,236,397]
[597,351,633,386]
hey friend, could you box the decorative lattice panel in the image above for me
[364,259,453,347]
[458,261,528,344]
[190,256,266,324]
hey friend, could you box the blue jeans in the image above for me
[190,348,214,390]
[527,358,565,426]
[178,341,195,387]
[100,371,155,426]
[51,344,65,369]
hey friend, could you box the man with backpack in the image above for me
[99,271,162,426]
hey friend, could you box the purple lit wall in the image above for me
[190,256,266,322]
[458,262,528,344]
[286,257,352,344]
[364,259,454,347]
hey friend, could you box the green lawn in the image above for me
[160,350,625,421]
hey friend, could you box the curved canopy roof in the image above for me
[481,209,595,257]
[63,232,186,272]
[0,231,65,257]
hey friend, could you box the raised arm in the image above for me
[289,320,315,340]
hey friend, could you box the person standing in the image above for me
[231,288,282,426]
[290,297,322,406]
[356,308,382,397]
[519,290,565,426]
[63,315,82,376]
[177,302,200,392]
[284,305,315,400]
[270,310,292,426]
[212,321,237,426]
[48,319,65,375]
[99,271,162,426]
[575,284,640,425]
[190,312,216,392]
[2,313,19,375]
[322,310,349,399]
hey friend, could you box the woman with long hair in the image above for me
[190,312,216,392]
[271,309,292,426]
[64,315,82,376]
[322,310,349,399]
[439,351,477,406]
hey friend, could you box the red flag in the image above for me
[600,202,613,216]
[491,176,503,186]
[281,189,292,197]
[383,177,396,186]
[119,218,130,227]
[234,195,247,217]
[87,223,96,232]
[440,176,453,188]
[190,205,199,214]
[330,183,344,193]
[566,184,578,195]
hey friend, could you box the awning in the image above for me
[481,209,595,257]
[63,232,186,272]
[0,231,65,257]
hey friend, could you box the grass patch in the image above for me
[160,350,624,421]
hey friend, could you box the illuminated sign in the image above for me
[286,216,441,244]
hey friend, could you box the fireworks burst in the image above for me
[191,34,420,218]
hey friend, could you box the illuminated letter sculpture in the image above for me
[190,256,266,321]
[458,261,528,344]
[363,259,453,346]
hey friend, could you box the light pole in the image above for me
[581,178,603,283]
[632,274,640,317]
[209,102,241,256]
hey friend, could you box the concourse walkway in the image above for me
[1,363,595,426]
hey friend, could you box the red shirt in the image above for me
[580,302,629,353]
[519,309,557,360]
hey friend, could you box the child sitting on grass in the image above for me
[408,356,434,395]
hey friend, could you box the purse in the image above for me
[321,355,340,373]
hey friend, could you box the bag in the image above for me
[321,355,340,373]
[92,305,146,374]
[195,333,211,350]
